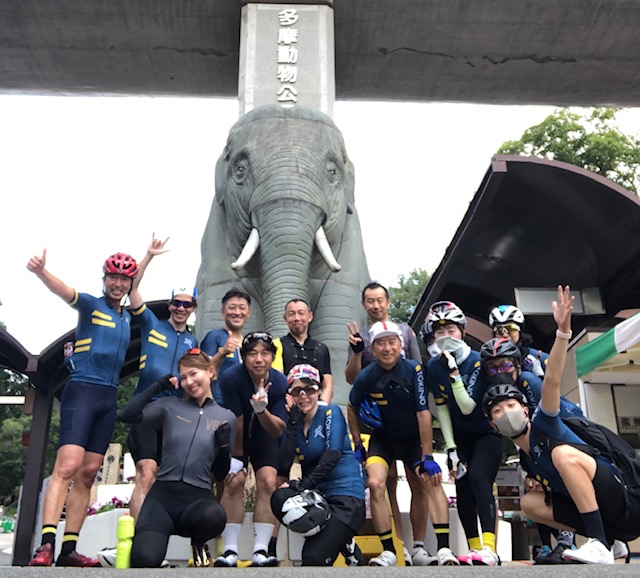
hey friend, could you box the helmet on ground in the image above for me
[482,384,527,417]
[281,489,331,537]
[425,301,467,334]
[358,398,382,430]
[488,305,524,328]
[480,338,522,362]
[103,253,139,278]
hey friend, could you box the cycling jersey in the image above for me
[219,364,288,440]
[67,291,131,387]
[119,378,237,490]
[427,351,493,434]
[130,303,197,397]
[273,333,331,378]
[350,358,428,441]
[294,404,365,500]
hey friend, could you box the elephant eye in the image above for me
[232,159,249,183]
[326,162,340,183]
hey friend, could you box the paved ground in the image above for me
[0,564,638,577]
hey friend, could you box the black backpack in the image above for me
[534,416,640,516]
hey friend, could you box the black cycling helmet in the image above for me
[482,384,527,417]
[480,338,522,363]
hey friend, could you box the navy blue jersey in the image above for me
[295,404,365,499]
[67,291,131,387]
[201,328,241,404]
[427,351,493,434]
[220,364,288,440]
[522,405,617,495]
[131,303,197,397]
[349,358,428,441]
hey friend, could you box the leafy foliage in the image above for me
[498,108,640,194]
[388,268,431,324]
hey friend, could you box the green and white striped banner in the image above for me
[576,312,640,377]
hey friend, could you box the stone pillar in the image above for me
[239,2,335,116]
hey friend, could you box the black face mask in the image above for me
[488,373,516,386]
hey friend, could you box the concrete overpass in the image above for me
[2,0,640,105]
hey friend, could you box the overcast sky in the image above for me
[2,96,639,353]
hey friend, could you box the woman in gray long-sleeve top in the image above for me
[119,349,236,567]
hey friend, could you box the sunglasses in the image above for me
[289,384,320,398]
[171,299,195,309]
[485,360,516,377]
[180,348,210,362]
[493,323,520,335]
[242,332,274,347]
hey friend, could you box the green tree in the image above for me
[112,377,136,452]
[498,108,640,194]
[388,268,431,324]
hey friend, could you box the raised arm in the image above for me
[129,234,169,309]
[345,321,365,384]
[27,249,75,303]
[541,285,574,414]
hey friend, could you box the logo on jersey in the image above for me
[313,425,325,439]
[184,337,195,348]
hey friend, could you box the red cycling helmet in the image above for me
[103,253,139,278]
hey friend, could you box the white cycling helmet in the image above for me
[281,489,331,537]
[425,301,467,334]
[488,305,525,328]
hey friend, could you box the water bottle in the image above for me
[115,512,135,568]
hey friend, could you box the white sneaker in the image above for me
[403,546,412,566]
[214,550,238,567]
[470,546,500,566]
[437,547,460,566]
[369,550,397,566]
[612,540,629,560]
[457,549,477,565]
[563,538,614,565]
[250,550,278,567]
[411,546,437,566]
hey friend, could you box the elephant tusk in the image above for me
[315,226,342,272]
[231,228,260,270]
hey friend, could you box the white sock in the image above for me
[253,522,275,554]
[221,523,242,554]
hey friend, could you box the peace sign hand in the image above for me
[347,321,365,353]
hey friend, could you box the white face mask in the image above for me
[434,336,471,365]
[493,409,529,438]
[426,342,441,358]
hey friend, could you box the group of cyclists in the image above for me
[25,235,640,567]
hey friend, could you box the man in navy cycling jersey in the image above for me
[126,235,198,520]
[27,249,138,567]
[215,332,288,568]
[348,321,457,567]
[483,286,640,565]
[201,288,252,404]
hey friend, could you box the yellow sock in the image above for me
[468,536,482,551]
[482,532,496,552]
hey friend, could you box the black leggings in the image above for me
[454,430,502,540]
[271,488,360,566]
[131,481,225,568]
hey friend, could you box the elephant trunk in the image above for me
[254,201,323,335]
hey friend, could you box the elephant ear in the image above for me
[214,148,229,206]
[344,154,356,214]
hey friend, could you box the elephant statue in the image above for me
[196,104,371,404]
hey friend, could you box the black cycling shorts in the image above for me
[552,462,640,543]
[59,381,118,454]
[366,429,421,471]
[245,436,279,471]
